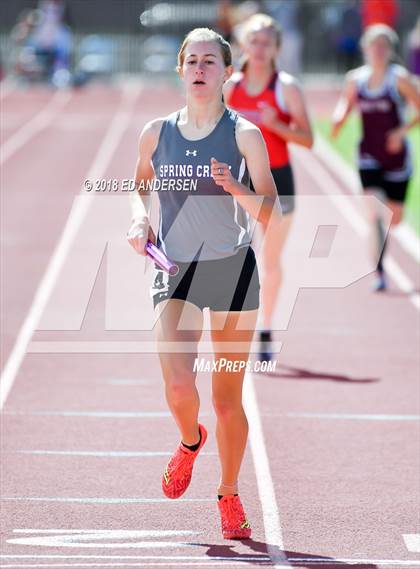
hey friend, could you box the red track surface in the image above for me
[1,79,419,569]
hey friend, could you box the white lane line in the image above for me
[0,83,140,411]
[0,90,72,165]
[6,411,418,421]
[3,411,211,418]
[2,561,276,569]
[385,256,420,310]
[243,372,288,567]
[314,133,420,264]
[6,529,202,549]
[10,528,198,534]
[13,450,217,456]
[1,497,213,504]
[107,379,153,386]
[7,542,197,551]
[313,133,361,192]
[26,340,273,353]
[0,560,419,567]
[2,555,266,562]
[288,562,420,567]
[404,533,420,552]
[393,223,420,264]
[2,555,268,559]
[2,552,420,565]
[292,146,420,311]
[1,555,272,567]
[284,412,420,421]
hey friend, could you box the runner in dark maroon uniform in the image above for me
[332,24,419,290]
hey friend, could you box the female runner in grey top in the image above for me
[127,27,282,540]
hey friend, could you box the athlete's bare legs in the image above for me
[365,189,404,291]
[209,309,257,496]
[261,212,294,329]
[155,299,203,445]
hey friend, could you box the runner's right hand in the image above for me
[127,218,155,256]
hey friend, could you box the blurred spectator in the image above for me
[335,0,362,71]
[11,9,39,47]
[361,0,399,29]
[407,17,420,76]
[31,0,73,86]
[230,1,262,68]
[263,0,303,76]
[72,35,114,86]
[322,1,362,72]
[216,0,235,43]
[11,1,72,86]
[232,0,262,27]
[10,9,42,80]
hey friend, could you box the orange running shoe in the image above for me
[218,494,252,539]
[162,423,207,499]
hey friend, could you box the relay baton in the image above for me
[146,240,179,276]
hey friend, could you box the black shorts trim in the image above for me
[250,164,295,214]
[359,168,409,203]
[151,247,260,312]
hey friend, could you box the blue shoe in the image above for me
[372,271,387,292]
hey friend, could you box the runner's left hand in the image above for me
[257,102,279,130]
[386,127,404,154]
[211,157,237,194]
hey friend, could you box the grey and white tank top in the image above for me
[151,107,252,262]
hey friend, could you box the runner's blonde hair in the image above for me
[361,24,399,51]
[239,13,282,71]
[240,13,282,47]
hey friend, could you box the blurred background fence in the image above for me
[0,0,419,77]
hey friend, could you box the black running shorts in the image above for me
[250,164,295,215]
[359,168,409,203]
[151,246,260,312]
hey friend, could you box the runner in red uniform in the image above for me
[225,13,313,360]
